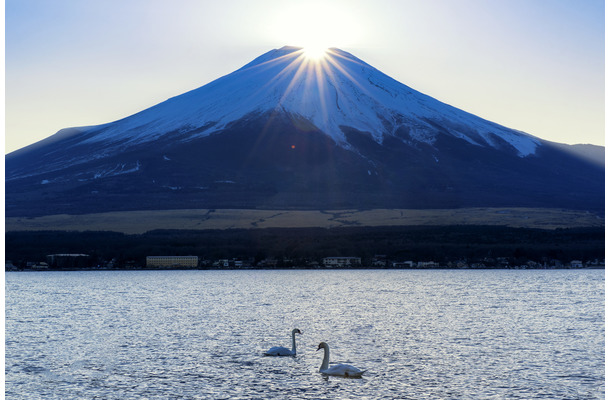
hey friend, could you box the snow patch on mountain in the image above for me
[84,161,142,181]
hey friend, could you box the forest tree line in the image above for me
[5,225,604,269]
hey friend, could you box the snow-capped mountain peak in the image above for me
[75,46,539,157]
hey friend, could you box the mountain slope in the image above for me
[5,46,604,217]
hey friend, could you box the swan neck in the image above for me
[291,331,297,352]
[320,345,330,371]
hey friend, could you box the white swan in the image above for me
[264,329,302,356]
[317,342,365,378]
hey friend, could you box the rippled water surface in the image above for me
[5,269,604,399]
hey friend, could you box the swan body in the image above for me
[317,342,364,378]
[264,329,302,356]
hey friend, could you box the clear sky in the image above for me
[5,0,605,154]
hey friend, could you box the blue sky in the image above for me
[5,0,605,153]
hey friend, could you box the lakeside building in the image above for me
[392,261,415,268]
[322,257,362,268]
[46,254,91,269]
[417,261,440,268]
[146,256,199,268]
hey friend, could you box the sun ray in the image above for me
[326,48,371,69]
[314,57,330,128]
[323,51,371,95]
[278,53,312,108]
[238,50,306,108]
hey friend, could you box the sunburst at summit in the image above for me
[302,46,329,60]
[249,46,370,136]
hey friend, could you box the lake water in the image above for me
[5,269,604,399]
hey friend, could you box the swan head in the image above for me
[292,329,302,335]
[317,342,328,351]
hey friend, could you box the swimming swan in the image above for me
[317,342,364,377]
[264,329,302,356]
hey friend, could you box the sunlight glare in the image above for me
[303,46,328,60]
[266,1,365,53]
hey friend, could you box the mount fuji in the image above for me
[5,46,604,217]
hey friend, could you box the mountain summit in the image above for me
[6,46,604,217]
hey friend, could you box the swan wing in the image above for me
[264,346,294,356]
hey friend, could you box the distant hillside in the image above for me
[551,143,604,167]
[5,207,603,235]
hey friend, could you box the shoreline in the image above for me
[6,266,605,272]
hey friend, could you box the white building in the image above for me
[392,261,415,268]
[322,257,361,267]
